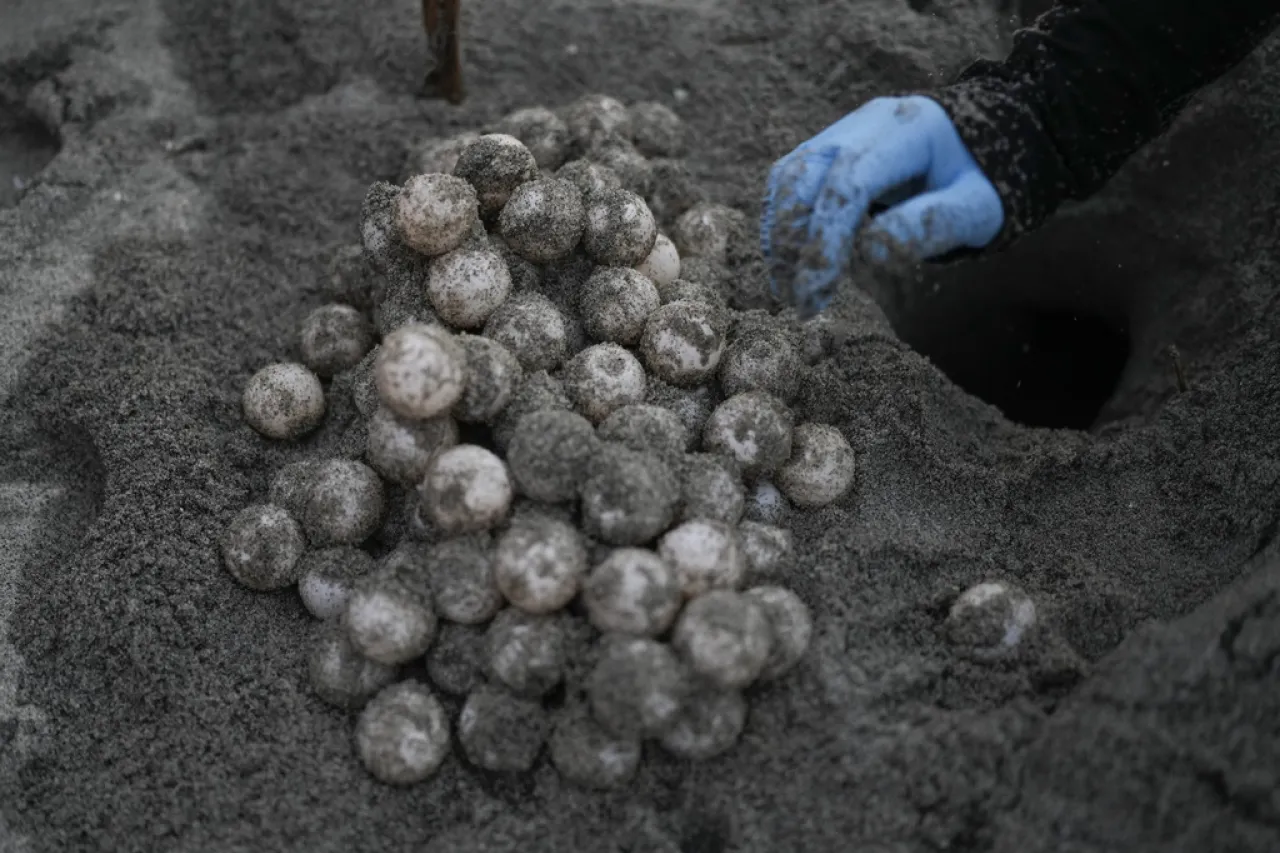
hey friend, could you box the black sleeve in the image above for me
[926,0,1280,250]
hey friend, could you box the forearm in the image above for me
[928,0,1280,247]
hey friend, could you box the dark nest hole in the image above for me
[0,92,60,209]
[865,208,1153,431]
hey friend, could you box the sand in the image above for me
[1,0,1279,850]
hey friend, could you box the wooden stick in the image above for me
[421,0,464,104]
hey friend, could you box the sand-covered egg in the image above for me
[562,93,632,147]
[404,132,480,178]
[680,454,746,525]
[365,406,458,486]
[454,334,523,424]
[629,101,686,158]
[395,173,479,257]
[308,626,398,710]
[496,105,571,170]
[222,504,307,591]
[549,704,642,790]
[426,537,503,625]
[719,329,804,403]
[672,590,772,689]
[945,581,1038,654]
[743,586,812,680]
[658,519,746,598]
[581,443,680,546]
[639,300,727,387]
[582,548,682,637]
[297,546,376,620]
[583,187,657,267]
[587,635,689,739]
[658,686,746,761]
[242,363,326,440]
[458,684,551,772]
[299,304,375,378]
[345,555,437,666]
[300,459,385,546]
[563,343,648,424]
[775,423,856,507]
[426,246,512,329]
[703,391,795,480]
[671,202,745,264]
[493,514,589,614]
[355,682,451,785]
[419,445,513,534]
[578,267,660,346]
[506,409,599,503]
[375,323,466,420]
[557,159,622,199]
[498,178,585,263]
[482,291,569,373]
[453,133,538,219]
[485,608,567,696]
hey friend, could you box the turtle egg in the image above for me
[426,622,487,696]
[583,187,657,267]
[345,565,437,666]
[419,445,513,535]
[426,247,512,330]
[635,233,680,289]
[453,133,539,219]
[702,391,795,481]
[301,459,386,546]
[582,548,682,637]
[297,547,376,619]
[563,344,647,424]
[365,405,458,486]
[453,334,522,424]
[719,331,804,403]
[495,105,571,170]
[242,363,326,440]
[775,423,856,507]
[587,138,654,197]
[597,403,690,459]
[556,159,622,199]
[742,586,812,681]
[308,627,398,710]
[587,635,689,739]
[482,291,569,374]
[744,480,791,526]
[394,173,479,257]
[562,93,632,147]
[671,590,772,689]
[299,304,375,378]
[578,267,660,346]
[549,703,642,790]
[671,202,746,264]
[355,681,451,785]
[493,514,589,614]
[739,521,793,581]
[375,323,466,420]
[658,686,746,762]
[221,504,307,591]
[485,608,567,697]
[629,101,687,158]
[639,301,727,388]
[426,537,502,625]
[581,444,680,546]
[458,683,551,772]
[268,460,322,519]
[506,409,599,503]
[945,581,1038,653]
[680,454,745,525]
[490,370,572,451]
[658,519,746,598]
[498,178,585,263]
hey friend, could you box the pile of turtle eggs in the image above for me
[226,94,856,788]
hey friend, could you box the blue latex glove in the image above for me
[760,95,1004,318]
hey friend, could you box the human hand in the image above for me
[760,95,1004,318]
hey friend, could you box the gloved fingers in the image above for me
[762,145,838,300]
[861,171,1004,262]
[801,134,932,295]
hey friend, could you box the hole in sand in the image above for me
[0,96,60,209]
[868,213,1147,431]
